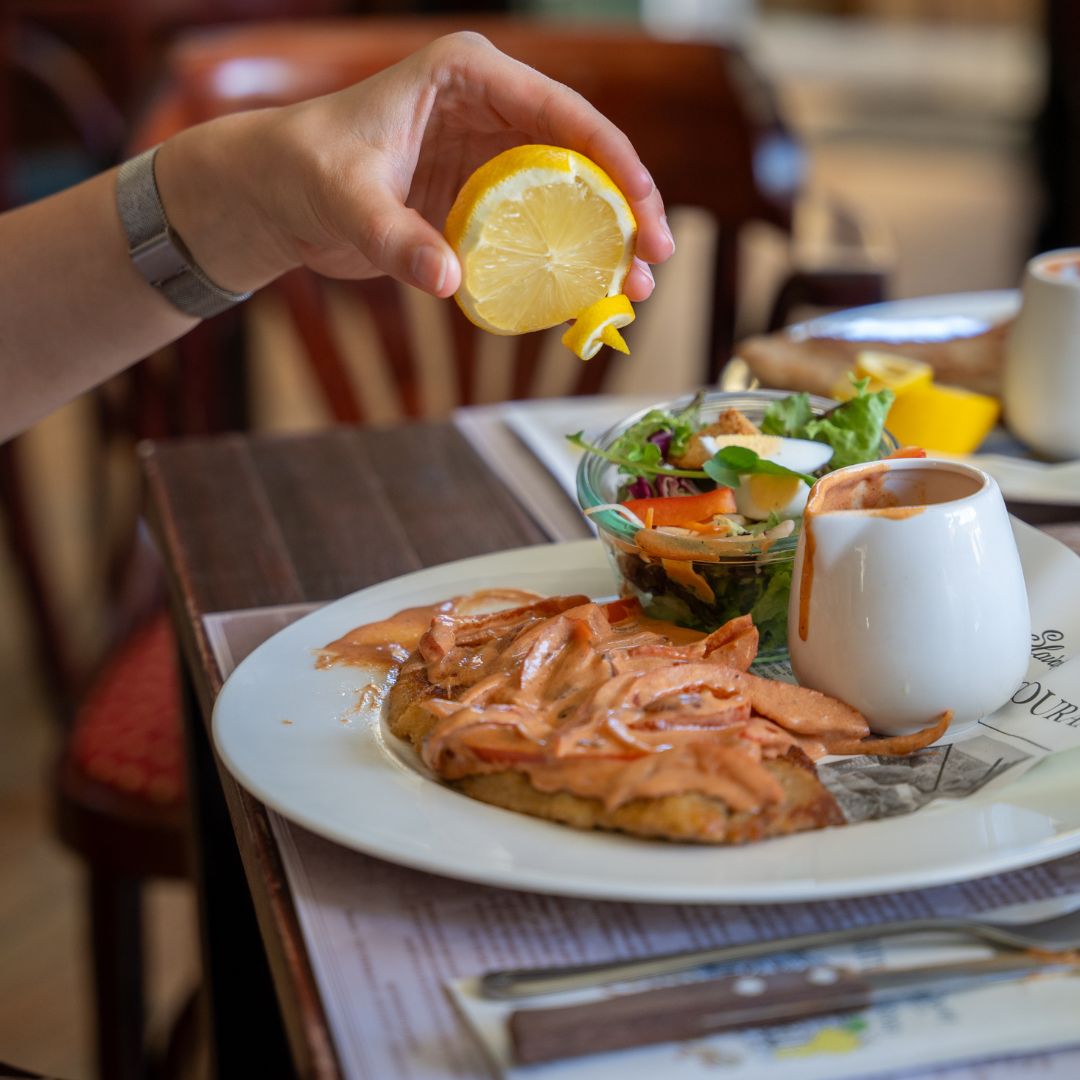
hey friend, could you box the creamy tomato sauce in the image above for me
[316,589,545,674]
[1040,255,1080,281]
[319,589,946,811]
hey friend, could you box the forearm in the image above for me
[0,112,293,442]
[0,167,192,440]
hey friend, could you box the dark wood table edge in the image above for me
[142,443,341,1080]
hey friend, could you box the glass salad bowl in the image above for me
[575,389,898,665]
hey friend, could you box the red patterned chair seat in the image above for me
[69,612,185,807]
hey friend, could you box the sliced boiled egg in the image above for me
[736,474,811,520]
[699,434,834,520]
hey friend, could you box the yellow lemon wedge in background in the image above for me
[561,294,636,360]
[855,351,934,394]
[444,145,636,337]
[883,383,1001,454]
[829,348,1000,454]
[831,350,934,400]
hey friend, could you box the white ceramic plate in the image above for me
[214,524,1080,904]
[790,288,1019,345]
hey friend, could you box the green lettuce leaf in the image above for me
[751,557,794,639]
[573,391,704,480]
[610,394,701,464]
[761,393,814,438]
[759,380,893,470]
[565,433,707,479]
[803,381,895,469]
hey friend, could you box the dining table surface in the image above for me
[139,408,1080,1080]
[141,419,563,1078]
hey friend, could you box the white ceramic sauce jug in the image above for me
[1004,247,1080,459]
[788,458,1030,736]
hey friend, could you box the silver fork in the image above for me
[480,893,1080,1000]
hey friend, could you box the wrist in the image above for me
[153,112,299,295]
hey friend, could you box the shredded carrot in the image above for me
[644,506,655,529]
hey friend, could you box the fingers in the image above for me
[632,202,675,268]
[623,257,656,303]
[348,184,462,297]
[447,34,675,268]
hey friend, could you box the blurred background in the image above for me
[0,0,1068,1076]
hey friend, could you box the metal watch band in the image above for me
[116,146,251,319]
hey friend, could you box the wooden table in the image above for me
[140,419,1080,1080]
[141,422,559,1079]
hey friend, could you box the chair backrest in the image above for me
[131,16,806,420]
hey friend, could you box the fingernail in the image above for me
[661,216,675,255]
[639,260,654,288]
[412,244,447,293]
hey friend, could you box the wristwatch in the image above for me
[116,145,251,319]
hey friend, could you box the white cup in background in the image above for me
[788,458,1030,737]
[1004,247,1080,459]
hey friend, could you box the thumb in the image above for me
[352,189,461,297]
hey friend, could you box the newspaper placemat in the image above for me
[205,604,1080,1080]
[755,625,1080,827]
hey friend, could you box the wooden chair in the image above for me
[1,9,312,1080]
[2,16,889,1080]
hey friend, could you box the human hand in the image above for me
[156,32,673,301]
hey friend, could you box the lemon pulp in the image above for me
[831,350,933,400]
[855,350,934,394]
[445,145,636,338]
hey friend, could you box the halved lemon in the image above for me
[561,294,636,360]
[444,145,636,336]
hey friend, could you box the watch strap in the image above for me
[116,146,251,319]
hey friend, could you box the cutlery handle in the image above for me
[481,917,960,999]
[510,965,873,1065]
